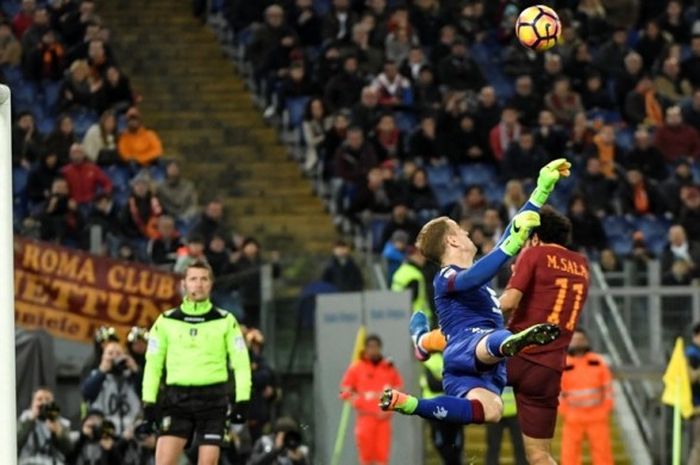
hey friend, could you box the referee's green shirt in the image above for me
[142,297,252,404]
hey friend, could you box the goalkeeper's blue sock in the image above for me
[413,396,485,424]
[484,329,513,358]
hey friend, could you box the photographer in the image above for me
[125,326,149,395]
[18,387,72,465]
[81,341,142,436]
[118,419,156,465]
[247,417,309,465]
[66,410,122,465]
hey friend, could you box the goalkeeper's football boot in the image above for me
[409,311,431,361]
[500,323,561,357]
[379,388,417,414]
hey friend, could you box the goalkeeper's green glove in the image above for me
[530,158,572,206]
[499,211,540,256]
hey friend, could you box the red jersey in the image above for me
[506,244,589,372]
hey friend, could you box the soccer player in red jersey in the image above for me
[500,206,590,465]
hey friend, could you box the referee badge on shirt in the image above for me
[190,328,198,337]
[162,416,171,432]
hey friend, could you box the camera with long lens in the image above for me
[37,402,60,421]
[111,357,129,375]
[91,420,117,442]
[283,430,302,450]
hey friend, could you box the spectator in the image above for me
[502,130,548,182]
[334,126,378,185]
[66,411,122,465]
[61,143,112,207]
[99,66,134,113]
[430,24,456,65]
[276,62,314,115]
[623,74,664,127]
[82,109,118,164]
[658,0,688,44]
[567,195,607,253]
[82,193,121,254]
[370,59,413,108]
[477,86,503,134]
[534,110,567,161]
[413,65,441,111]
[661,224,700,281]
[370,113,403,162]
[321,239,364,292]
[44,115,75,165]
[248,417,310,465]
[581,72,615,111]
[119,173,162,240]
[683,89,700,132]
[173,236,206,274]
[38,177,83,244]
[615,51,644,108]
[189,199,226,245]
[616,168,665,216]
[508,75,542,124]
[450,184,488,223]
[301,97,331,174]
[245,329,279,443]
[499,179,526,222]
[448,112,491,166]
[156,160,200,223]
[567,111,596,156]
[576,157,617,216]
[0,21,21,66]
[26,151,60,207]
[599,248,622,273]
[288,0,322,47]
[654,56,692,105]
[147,215,183,268]
[594,27,630,80]
[544,76,584,126]
[661,159,695,215]
[231,237,280,327]
[385,26,418,64]
[340,334,402,465]
[437,37,484,92]
[321,0,358,43]
[24,29,63,81]
[408,114,439,164]
[12,111,43,168]
[683,35,700,88]
[204,232,234,277]
[81,340,142,436]
[382,229,408,283]
[118,107,164,166]
[566,43,597,92]
[12,0,35,38]
[400,45,428,83]
[536,52,565,95]
[575,0,609,45]
[488,106,522,161]
[58,59,97,112]
[325,55,365,112]
[349,167,396,219]
[380,203,420,246]
[482,207,504,241]
[679,186,700,242]
[322,111,350,181]
[351,86,381,133]
[406,168,438,216]
[17,387,72,465]
[623,127,667,182]
[654,105,700,162]
[635,20,669,72]
[587,125,623,179]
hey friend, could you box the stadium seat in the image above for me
[369,217,389,253]
[284,96,310,130]
[610,236,633,256]
[1,65,22,85]
[458,163,498,188]
[11,80,37,109]
[41,80,63,115]
[12,166,29,196]
[483,182,505,205]
[603,215,634,240]
[433,183,461,210]
[425,164,453,187]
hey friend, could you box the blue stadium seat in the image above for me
[285,96,310,130]
[425,164,453,187]
[2,65,22,85]
[1,0,20,16]
[458,163,497,188]
[483,182,505,205]
[634,216,670,252]
[12,166,29,196]
[433,183,461,210]
[603,215,634,240]
[41,80,62,115]
[312,0,332,16]
[369,217,389,252]
[11,80,37,108]
[648,236,667,256]
[610,236,633,256]
[70,110,98,138]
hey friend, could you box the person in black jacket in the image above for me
[567,195,608,254]
[321,239,364,292]
[26,151,60,208]
[67,410,123,465]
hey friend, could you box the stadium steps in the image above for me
[96,0,336,258]
[422,418,631,465]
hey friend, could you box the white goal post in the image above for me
[0,84,18,462]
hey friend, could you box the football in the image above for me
[515,5,562,52]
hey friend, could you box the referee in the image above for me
[142,260,252,465]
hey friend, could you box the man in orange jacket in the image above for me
[559,329,614,465]
[118,107,163,166]
[340,334,403,465]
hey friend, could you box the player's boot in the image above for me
[409,311,430,361]
[379,388,417,414]
[500,323,561,357]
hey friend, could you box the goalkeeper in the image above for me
[380,159,570,425]
[141,260,252,465]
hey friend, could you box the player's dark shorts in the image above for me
[507,356,562,439]
[160,383,228,446]
[442,330,507,398]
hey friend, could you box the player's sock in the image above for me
[484,329,513,358]
[421,330,447,353]
[412,396,485,424]
[379,388,418,414]
[500,323,561,357]
[409,312,430,361]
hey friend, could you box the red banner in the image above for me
[14,238,181,343]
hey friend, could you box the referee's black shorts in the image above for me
[159,383,228,446]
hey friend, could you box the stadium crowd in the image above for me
[220,0,700,287]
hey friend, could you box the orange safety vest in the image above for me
[559,351,613,423]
